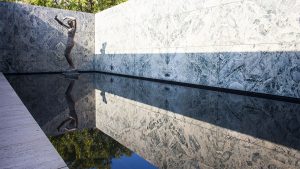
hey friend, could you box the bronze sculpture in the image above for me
[54,15,77,71]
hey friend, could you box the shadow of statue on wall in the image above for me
[54,15,78,74]
[100,42,107,55]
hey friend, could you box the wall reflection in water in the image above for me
[6,74,156,169]
[6,73,300,169]
[7,74,95,136]
[94,73,300,169]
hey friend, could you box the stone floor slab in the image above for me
[0,72,67,169]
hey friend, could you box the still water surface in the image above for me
[6,73,300,169]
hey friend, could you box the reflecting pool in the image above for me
[6,73,300,169]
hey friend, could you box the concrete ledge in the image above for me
[0,73,67,169]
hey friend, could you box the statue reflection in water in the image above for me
[57,80,78,132]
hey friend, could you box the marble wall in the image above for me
[94,73,300,169]
[94,0,300,98]
[0,2,95,73]
[1,1,300,98]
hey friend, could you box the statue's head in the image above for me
[67,20,74,27]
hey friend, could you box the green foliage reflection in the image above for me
[49,129,132,169]
[1,0,127,13]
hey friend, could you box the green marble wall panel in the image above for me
[0,2,95,73]
[94,0,300,98]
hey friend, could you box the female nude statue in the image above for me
[54,15,77,71]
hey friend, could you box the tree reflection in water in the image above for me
[49,129,132,169]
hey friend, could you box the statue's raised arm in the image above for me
[63,16,76,21]
[63,16,77,31]
[54,15,70,29]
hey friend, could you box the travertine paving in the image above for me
[0,73,67,169]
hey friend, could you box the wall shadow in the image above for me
[94,50,300,99]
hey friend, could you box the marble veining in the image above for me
[94,52,300,98]
[1,1,300,98]
[0,2,95,73]
[94,0,300,98]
